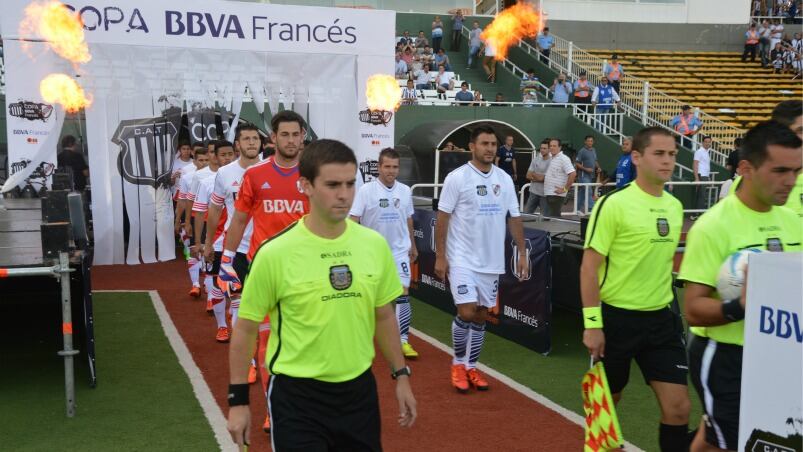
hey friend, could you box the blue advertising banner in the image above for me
[410,208,553,354]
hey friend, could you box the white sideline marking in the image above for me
[410,327,645,452]
[96,290,236,452]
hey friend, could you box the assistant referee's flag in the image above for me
[582,359,624,451]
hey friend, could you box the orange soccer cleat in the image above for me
[247,364,257,384]
[467,368,489,391]
[450,364,470,394]
[189,286,201,298]
[263,415,271,433]
[215,327,230,343]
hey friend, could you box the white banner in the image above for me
[739,252,803,452]
[2,0,393,264]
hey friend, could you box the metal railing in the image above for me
[517,35,744,164]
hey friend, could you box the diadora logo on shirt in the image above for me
[262,199,304,213]
[476,185,487,196]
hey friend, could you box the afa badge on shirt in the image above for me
[329,265,353,290]
[656,218,670,237]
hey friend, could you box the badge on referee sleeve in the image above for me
[582,359,624,451]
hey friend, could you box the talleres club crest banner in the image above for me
[1,0,394,264]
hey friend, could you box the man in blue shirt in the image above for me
[551,73,572,104]
[495,135,518,184]
[467,21,482,69]
[574,135,600,213]
[454,82,474,106]
[614,136,636,188]
[434,49,452,71]
[536,27,554,64]
[670,105,703,150]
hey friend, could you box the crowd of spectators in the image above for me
[743,20,802,76]
[751,0,801,21]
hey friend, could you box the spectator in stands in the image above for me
[543,138,576,218]
[57,135,89,190]
[573,70,593,111]
[771,41,785,72]
[401,79,419,106]
[414,63,432,90]
[454,82,474,106]
[535,27,554,65]
[792,32,802,53]
[743,23,760,62]
[492,92,506,106]
[770,19,784,49]
[415,30,429,49]
[752,0,762,16]
[451,10,464,51]
[614,137,636,188]
[524,139,551,215]
[575,135,601,213]
[495,135,518,184]
[481,39,497,82]
[591,77,621,132]
[395,52,409,79]
[725,137,743,179]
[520,68,539,96]
[670,105,702,149]
[603,54,624,94]
[472,90,486,106]
[691,136,713,220]
[431,16,444,53]
[467,21,483,69]
[398,30,413,47]
[759,19,772,67]
[434,48,452,71]
[435,65,454,99]
[419,45,434,63]
[402,47,415,66]
[782,42,796,73]
[551,73,573,104]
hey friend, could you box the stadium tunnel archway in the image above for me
[394,119,537,191]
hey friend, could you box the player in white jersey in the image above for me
[170,140,194,198]
[204,125,261,331]
[435,125,528,393]
[173,148,208,297]
[350,148,420,358]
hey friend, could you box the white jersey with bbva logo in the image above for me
[210,159,253,254]
[438,162,520,274]
[350,180,414,258]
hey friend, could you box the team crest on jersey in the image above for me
[457,285,469,295]
[394,198,400,208]
[656,218,669,237]
[493,184,501,196]
[379,198,389,208]
[766,238,784,252]
[476,185,488,196]
[329,265,353,290]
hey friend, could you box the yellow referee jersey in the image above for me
[239,217,403,383]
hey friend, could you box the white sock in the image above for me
[188,258,201,287]
[230,297,240,328]
[212,298,227,328]
[204,275,214,300]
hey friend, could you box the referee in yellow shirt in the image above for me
[226,140,417,451]
[581,127,691,452]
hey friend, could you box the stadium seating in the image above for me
[588,49,802,129]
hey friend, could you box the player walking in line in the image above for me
[191,141,235,315]
[581,127,691,452]
[227,139,417,451]
[220,111,308,434]
[174,147,209,297]
[203,125,261,338]
[350,147,420,359]
[434,125,528,393]
[680,121,801,452]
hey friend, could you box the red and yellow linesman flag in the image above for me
[582,360,624,451]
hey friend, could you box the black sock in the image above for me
[659,423,689,452]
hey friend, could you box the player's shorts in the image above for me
[688,335,742,450]
[448,266,499,308]
[394,255,411,288]
[269,368,380,452]
[600,302,688,395]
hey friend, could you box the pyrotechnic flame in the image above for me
[40,73,92,112]
[481,2,545,61]
[366,74,402,112]
[20,0,91,64]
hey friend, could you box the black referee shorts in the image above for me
[601,303,688,395]
[688,335,743,450]
[268,369,381,452]
[210,251,249,294]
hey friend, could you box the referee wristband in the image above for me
[227,384,249,406]
[583,307,603,329]
[721,298,745,322]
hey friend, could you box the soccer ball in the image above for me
[716,249,762,300]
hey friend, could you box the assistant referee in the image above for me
[580,127,691,452]
[227,140,417,451]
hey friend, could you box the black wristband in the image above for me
[721,298,745,322]
[228,383,249,406]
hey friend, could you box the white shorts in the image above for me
[395,255,411,288]
[448,266,499,308]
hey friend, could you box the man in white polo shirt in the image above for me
[543,138,576,218]
[692,135,712,220]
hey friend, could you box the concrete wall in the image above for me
[541,0,750,24]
